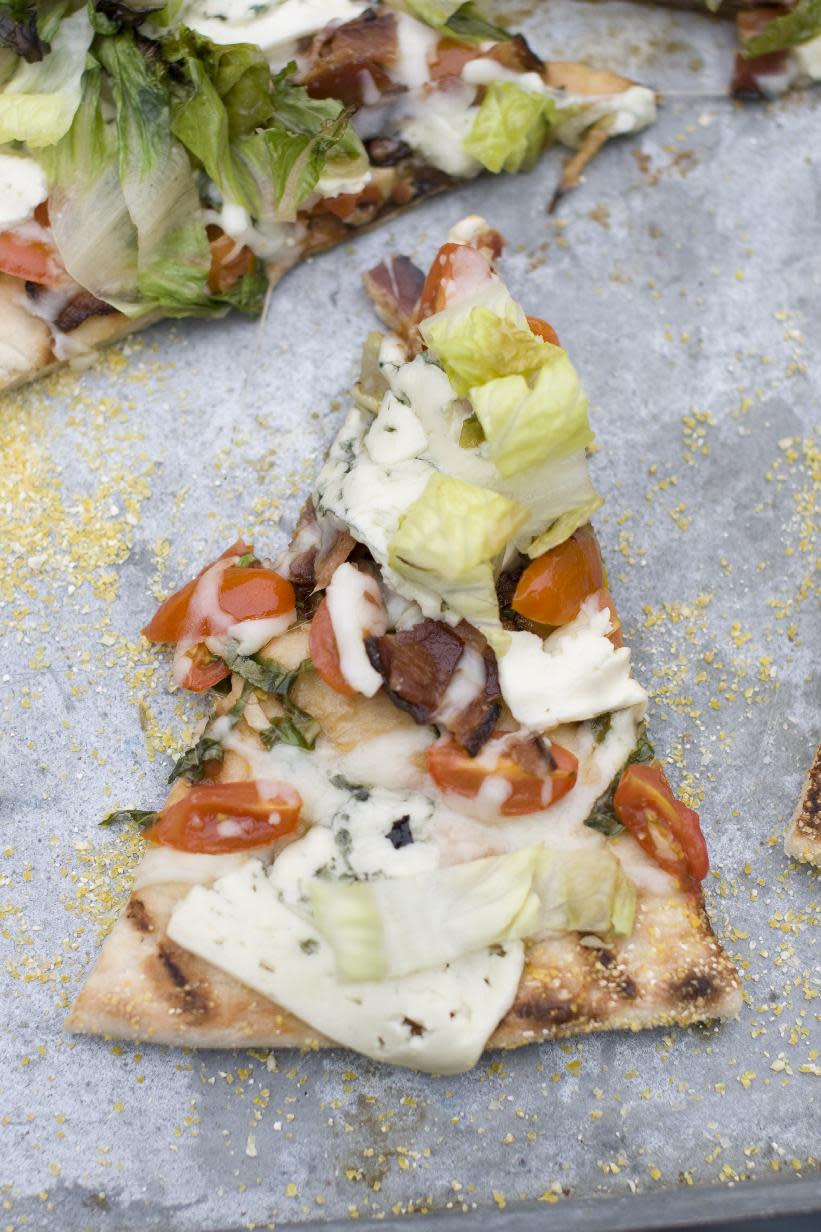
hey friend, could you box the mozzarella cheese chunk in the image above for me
[168,858,524,1074]
[325,562,387,696]
[498,601,648,729]
[0,152,48,230]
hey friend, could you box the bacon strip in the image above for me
[301,8,399,107]
[55,290,117,334]
[365,619,501,755]
[731,7,793,98]
[277,500,355,594]
[362,255,425,336]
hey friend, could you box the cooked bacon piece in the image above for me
[365,619,501,755]
[362,255,425,336]
[731,7,792,98]
[277,500,355,593]
[301,8,399,107]
[55,290,117,333]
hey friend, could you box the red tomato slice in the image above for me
[309,597,357,697]
[144,781,301,854]
[142,540,254,644]
[526,315,560,346]
[427,734,578,817]
[613,763,709,885]
[176,643,232,694]
[207,230,256,293]
[0,229,65,288]
[588,586,624,648]
[512,525,605,627]
[316,183,383,221]
[416,241,494,322]
[217,567,295,624]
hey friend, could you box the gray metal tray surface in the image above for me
[1,2,818,1229]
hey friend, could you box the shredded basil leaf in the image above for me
[168,734,224,785]
[99,808,158,829]
[742,0,821,58]
[221,647,319,750]
[260,715,320,750]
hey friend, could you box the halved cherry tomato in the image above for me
[207,230,256,294]
[142,540,254,644]
[427,734,578,817]
[0,230,65,288]
[415,241,495,322]
[613,763,709,884]
[588,586,624,648]
[144,781,301,854]
[512,525,604,627]
[177,643,234,694]
[526,315,560,346]
[309,597,357,697]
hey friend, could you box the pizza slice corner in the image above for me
[67,216,742,1073]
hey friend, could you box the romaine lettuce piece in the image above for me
[494,448,602,554]
[0,7,93,147]
[401,1,511,45]
[420,300,548,396]
[470,350,593,477]
[464,81,556,174]
[535,847,636,937]
[310,848,540,981]
[526,493,604,558]
[389,472,527,581]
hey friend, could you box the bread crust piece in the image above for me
[784,740,821,866]
[67,626,742,1055]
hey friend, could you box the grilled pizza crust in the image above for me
[68,626,742,1053]
[784,740,821,867]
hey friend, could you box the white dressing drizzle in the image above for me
[325,562,387,696]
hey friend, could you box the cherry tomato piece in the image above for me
[142,540,253,643]
[207,230,256,293]
[512,525,604,627]
[526,315,560,346]
[217,567,295,624]
[176,643,231,693]
[613,763,709,884]
[144,781,301,854]
[588,586,624,648]
[427,734,578,817]
[316,183,383,221]
[0,230,65,288]
[309,597,357,697]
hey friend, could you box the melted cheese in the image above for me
[0,153,48,230]
[498,601,648,730]
[399,85,482,178]
[325,562,387,696]
[168,859,524,1074]
[435,645,486,725]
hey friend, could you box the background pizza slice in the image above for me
[67,219,741,1073]
[0,1,657,392]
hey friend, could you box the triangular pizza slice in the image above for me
[68,219,741,1073]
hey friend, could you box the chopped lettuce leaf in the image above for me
[0,6,92,146]
[470,350,593,478]
[535,847,636,937]
[741,0,821,57]
[389,472,527,582]
[526,493,604,558]
[401,1,511,45]
[464,82,556,174]
[43,62,141,311]
[310,848,540,981]
[493,449,602,554]
[420,301,548,396]
[97,30,212,313]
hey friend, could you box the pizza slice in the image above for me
[67,218,741,1073]
[0,0,657,392]
[785,740,821,866]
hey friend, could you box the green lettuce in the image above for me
[401,1,510,45]
[535,847,636,937]
[470,350,593,477]
[420,300,548,396]
[0,5,92,146]
[741,0,821,57]
[389,472,527,581]
[97,30,213,312]
[526,494,603,558]
[310,848,540,981]
[493,449,602,555]
[464,81,557,174]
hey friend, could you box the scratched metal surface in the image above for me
[1,2,819,1229]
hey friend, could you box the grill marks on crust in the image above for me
[127,892,214,1022]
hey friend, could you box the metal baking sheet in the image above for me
[1,2,819,1228]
